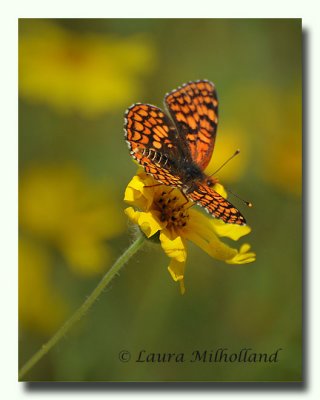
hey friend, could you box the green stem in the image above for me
[19,234,145,380]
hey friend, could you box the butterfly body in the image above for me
[133,138,217,194]
[170,160,215,195]
[124,80,246,225]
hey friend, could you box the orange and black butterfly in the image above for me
[124,80,246,225]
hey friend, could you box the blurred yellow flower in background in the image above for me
[232,83,302,196]
[263,134,302,196]
[19,21,156,116]
[124,171,255,294]
[19,164,125,276]
[261,88,301,196]
[204,125,250,183]
[19,238,68,335]
[260,90,302,196]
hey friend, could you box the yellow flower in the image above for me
[19,21,156,116]
[19,164,125,276]
[124,171,256,294]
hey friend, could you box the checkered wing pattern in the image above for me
[165,80,218,171]
[124,81,248,226]
[124,103,184,187]
[188,184,246,225]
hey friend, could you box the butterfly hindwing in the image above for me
[124,103,184,187]
[187,183,246,225]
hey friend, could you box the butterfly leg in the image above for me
[143,183,164,189]
[144,184,177,197]
[179,190,192,207]
[164,187,175,195]
[184,201,197,210]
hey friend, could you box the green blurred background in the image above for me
[18,19,302,381]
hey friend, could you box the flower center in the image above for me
[155,190,190,228]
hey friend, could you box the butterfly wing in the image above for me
[188,183,246,225]
[124,103,185,187]
[165,80,218,171]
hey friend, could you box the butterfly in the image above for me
[124,80,246,225]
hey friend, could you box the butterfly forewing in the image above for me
[165,80,219,170]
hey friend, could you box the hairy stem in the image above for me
[19,234,145,380]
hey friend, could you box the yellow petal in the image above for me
[187,228,237,261]
[185,210,255,264]
[188,201,251,242]
[124,207,164,238]
[167,258,186,295]
[124,206,140,225]
[188,209,221,241]
[137,171,165,207]
[124,172,163,211]
[185,210,237,261]
[124,175,151,210]
[213,183,227,198]
[227,244,256,264]
[204,183,252,240]
[210,218,252,241]
[159,230,187,263]
[124,175,145,201]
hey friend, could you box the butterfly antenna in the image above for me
[224,185,253,208]
[210,149,241,177]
